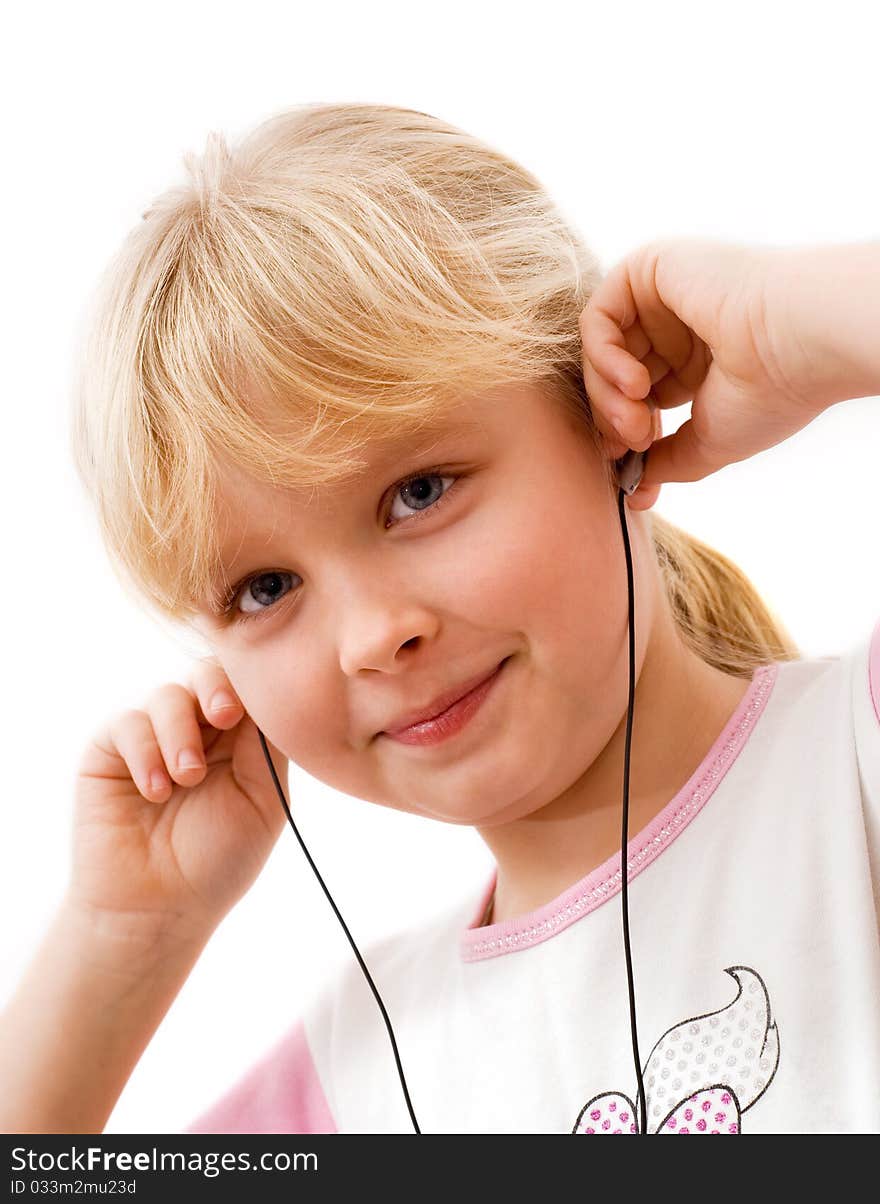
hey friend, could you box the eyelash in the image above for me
[218,468,461,626]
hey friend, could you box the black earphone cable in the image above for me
[617,482,649,1136]
[256,724,423,1133]
[255,467,647,1135]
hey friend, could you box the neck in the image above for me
[474,599,751,927]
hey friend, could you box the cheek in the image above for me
[464,480,622,675]
[218,654,351,784]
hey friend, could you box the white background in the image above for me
[2,0,878,1135]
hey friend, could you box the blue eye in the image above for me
[221,470,460,626]
[386,473,457,526]
[231,570,300,622]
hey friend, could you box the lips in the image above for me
[381,659,508,736]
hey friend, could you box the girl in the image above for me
[1,102,878,1135]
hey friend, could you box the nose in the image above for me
[336,594,442,677]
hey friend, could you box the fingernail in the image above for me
[177,749,203,771]
[211,690,239,711]
[150,770,170,793]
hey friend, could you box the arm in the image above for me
[767,240,880,409]
[0,899,212,1133]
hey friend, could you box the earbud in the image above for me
[616,448,649,496]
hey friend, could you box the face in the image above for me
[193,382,658,827]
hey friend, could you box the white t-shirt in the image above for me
[184,617,880,1135]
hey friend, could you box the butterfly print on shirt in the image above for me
[572,965,780,1134]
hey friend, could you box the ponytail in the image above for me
[650,512,801,677]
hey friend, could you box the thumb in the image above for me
[640,416,730,488]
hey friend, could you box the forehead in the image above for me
[218,379,539,505]
[218,411,483,505]
[207,394,508,563]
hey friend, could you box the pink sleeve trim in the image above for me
[182,1018,337,1134]
[869,614,880,728]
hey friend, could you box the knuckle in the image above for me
[144,681,185,711]
[192,654,222,683]
[115,708,148,733]
[190,658,238,709]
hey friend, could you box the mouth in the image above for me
[380,656,512,747]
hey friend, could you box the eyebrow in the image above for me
[206,417,485,591]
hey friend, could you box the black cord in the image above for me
[256,727,422,1133]
[617,483,648,1135]
[254,479,646,1136]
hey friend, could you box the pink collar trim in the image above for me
[460,661,779,963]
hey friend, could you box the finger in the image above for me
[631,330,713,416]
[590,321,672,402]
[106,709,179,803]
[580,253,679,397]
[626,293,697,389]
[647,372,696,411]
[583,318,673,455]
[580,295,653,400]
[187,656,245,729]
[583,246,711,399]
[143,682,210,787]
[582,353,649,452]
[636,350,685,398]
[646,335,714,409]
[624,407,664,512]
[585,314,699,414]
[621,318,653,363]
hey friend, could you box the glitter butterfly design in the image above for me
[572,966,780,1134]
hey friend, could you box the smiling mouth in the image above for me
[381,660,508,736]
[378,656,512,747]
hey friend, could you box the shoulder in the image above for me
[180,883,482,1134]
[181,1014,336,1134]
[765,616,880,805]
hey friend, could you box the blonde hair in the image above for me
[69,101,800,677]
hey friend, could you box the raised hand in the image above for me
[71,655,290,938]
[579,238,841,510]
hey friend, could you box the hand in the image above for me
[579,237,836,511]
[71,657,290,938]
